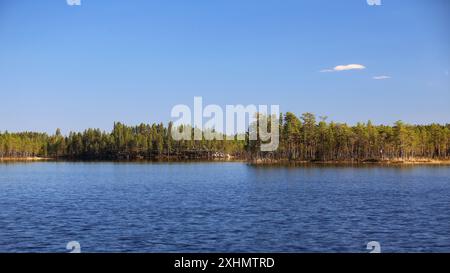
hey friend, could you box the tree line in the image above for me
[1,113,449,161]
[0,122,245,160]
[252,113,450,162]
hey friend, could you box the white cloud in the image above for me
[319,69,334,73]
[320,64,366,72]
[373,75,391,80]
[334,64,366,71]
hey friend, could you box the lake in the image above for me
[0,162,449,253]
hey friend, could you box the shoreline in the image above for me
[0,157,53,162]
[1,157,450,165]
[248,158,450,166]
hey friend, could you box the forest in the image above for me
[1,113,449,162]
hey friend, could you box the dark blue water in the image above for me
[0,162,449,253]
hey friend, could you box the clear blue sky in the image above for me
[0,0,449,134]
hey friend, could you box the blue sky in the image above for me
[0,0,449,134]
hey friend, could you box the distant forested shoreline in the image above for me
[1,113,449,163]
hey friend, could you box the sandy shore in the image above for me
[383,158,450,165]
[249,158,450,165]
[0,157,53,162]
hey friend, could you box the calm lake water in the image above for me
[0,162,449,253]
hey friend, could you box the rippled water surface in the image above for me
[0,162,449,252]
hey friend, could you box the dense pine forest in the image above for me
[1,113,449,162]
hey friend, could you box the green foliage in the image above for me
[1,114,449,161]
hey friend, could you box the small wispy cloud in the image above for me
[320,64,366,73]
[372,75,391,80]
[334,64,366,71]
